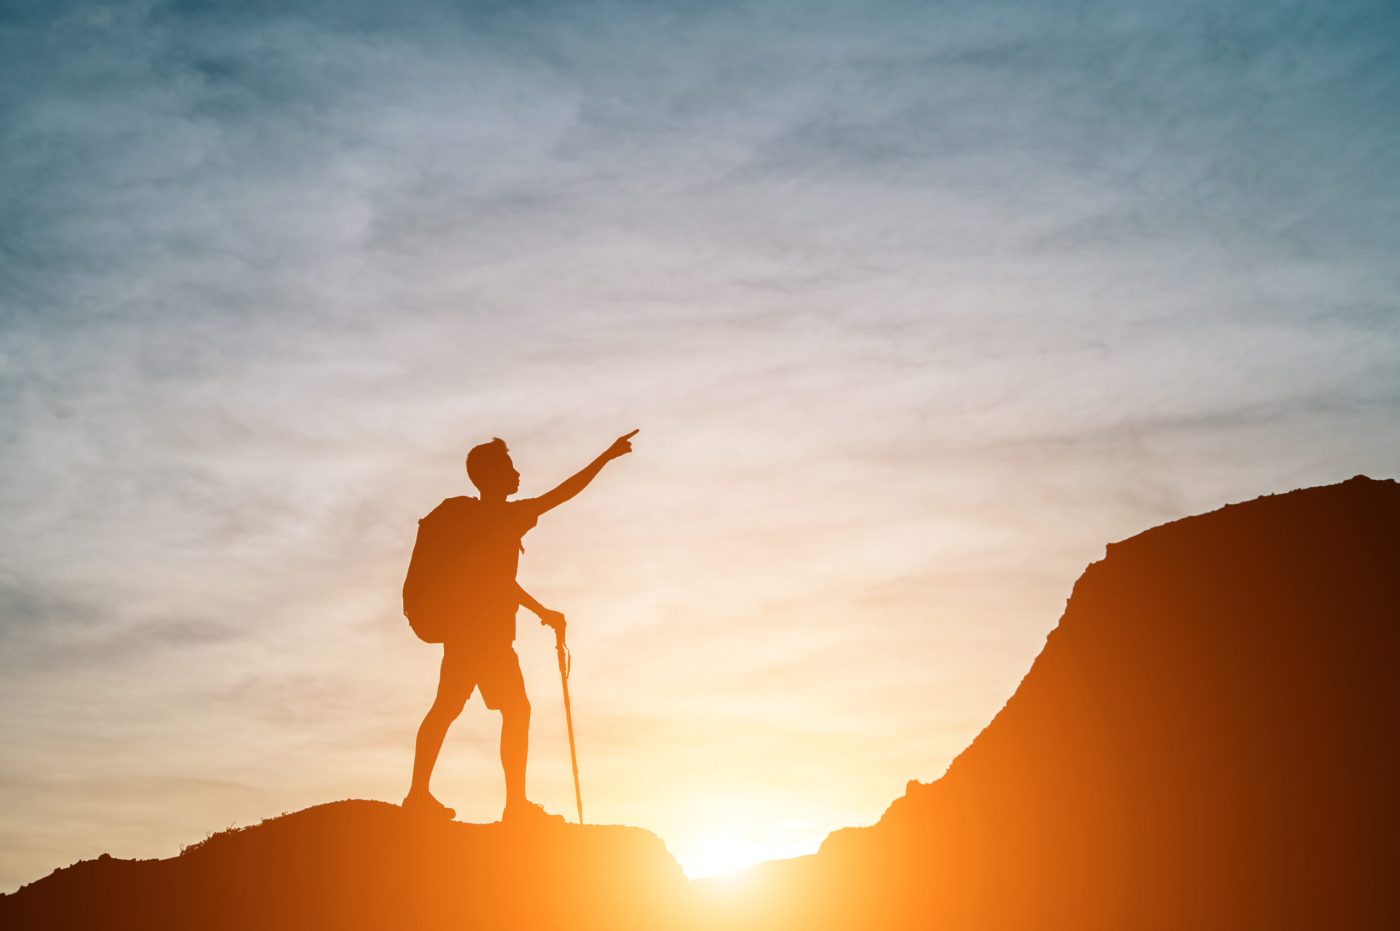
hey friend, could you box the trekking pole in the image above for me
[556,627,584,824]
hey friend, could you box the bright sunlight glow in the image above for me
[673,827,822,880]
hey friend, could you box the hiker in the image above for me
[402,430,638,823]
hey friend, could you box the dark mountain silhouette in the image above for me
[0,800,686,930]
[5,477,1398,929]
[697,475,1400,929]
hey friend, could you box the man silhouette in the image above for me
[404,429,638,823]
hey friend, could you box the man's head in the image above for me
[465,437,520,498]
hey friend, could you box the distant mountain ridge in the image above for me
[6,477,1399,929]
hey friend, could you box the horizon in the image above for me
[3,0,1400,892]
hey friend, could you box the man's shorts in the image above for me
[439,640,527,711]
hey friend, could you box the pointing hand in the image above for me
[603,428,639,461]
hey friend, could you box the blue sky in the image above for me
[2,0,1398,886]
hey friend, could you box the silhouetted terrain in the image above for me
[5,477,1399,929]
[0,800,686,930]
[699,475,1400,929]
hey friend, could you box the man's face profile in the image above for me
[490,453,521,496]
[467,439,521,497]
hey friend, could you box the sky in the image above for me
[2,0,1399,889]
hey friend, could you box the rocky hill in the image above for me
[698,476,1400,929]
[6,477,1398,929]
[0,799,687,930]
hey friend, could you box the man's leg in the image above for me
[483,646,561,822]
[500,691,532,808]
[407,645,472,806]
[480,646,546,816]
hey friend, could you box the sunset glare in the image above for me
[676,830,808,881]
[664,797,827,879]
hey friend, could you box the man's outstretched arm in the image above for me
[532,429,638,515]
[515,582,565,632]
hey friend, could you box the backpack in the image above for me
[402,496,479,643]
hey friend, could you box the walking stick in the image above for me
[556,627,584,824]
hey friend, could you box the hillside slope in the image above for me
[700,476,1400,929]
[0,799,687,930]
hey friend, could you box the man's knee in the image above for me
[430,689,469,722]
[500,694,530,723]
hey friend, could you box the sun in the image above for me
[673,827,822,880]
[676,831,766,880]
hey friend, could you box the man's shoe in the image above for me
[502,800,566,826]
[402,792,455,820]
